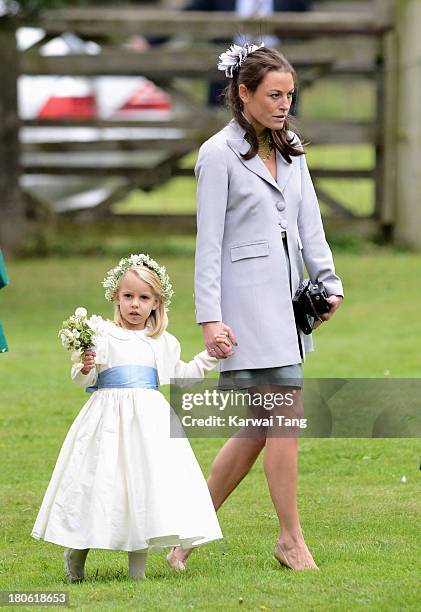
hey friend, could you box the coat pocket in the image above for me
[230,240,269,262]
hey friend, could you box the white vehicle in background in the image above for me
[18,28,173,120]
[18,28,181,212]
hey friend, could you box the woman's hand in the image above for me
[320,295,343,322]
[202,322,237,359]
[81,350,96,374]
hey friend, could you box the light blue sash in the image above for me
[86,365,158,393]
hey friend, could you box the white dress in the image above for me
[31,323,223,552]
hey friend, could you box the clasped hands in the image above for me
[202,322,237,360]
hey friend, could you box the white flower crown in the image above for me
[217,42,265,78]
[102,253,174,308]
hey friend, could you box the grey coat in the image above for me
[194,118,344,372]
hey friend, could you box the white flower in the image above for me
[59,308,100,354]
[87,314,104,333]
[75,307,87,318]
[102,253,173,308]
[217,42,265,78]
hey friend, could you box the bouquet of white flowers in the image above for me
[58,308,103,359]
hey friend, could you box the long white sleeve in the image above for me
[71,362,98,388]
[170,337,218,387]
[174,350,218,381]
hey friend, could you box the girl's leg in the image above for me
[128,550,148,580]
[63,548,90,582]
[262,386,318,570]
[167,433,266,569]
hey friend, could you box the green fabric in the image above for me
[0,322,8,353]
[0,249,9,289]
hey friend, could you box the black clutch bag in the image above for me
[292,280,331,335]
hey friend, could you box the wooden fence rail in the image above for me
[32,8,391,37]
[3,0,420,253]
[21,41,378,77]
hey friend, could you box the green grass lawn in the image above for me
[0,254,420,611]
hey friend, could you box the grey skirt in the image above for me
[218,364,303,390]
[219,231,302,391]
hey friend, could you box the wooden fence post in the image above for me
[394,0,421,248]
[0,17,24,257]
[378,0,398,234]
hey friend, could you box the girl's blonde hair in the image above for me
[113,267,168,338]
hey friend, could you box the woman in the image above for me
[168,43,343,572]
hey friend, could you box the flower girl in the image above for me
[32,254,230,581]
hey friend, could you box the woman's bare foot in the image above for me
[166,546,192,571]
[274,536,319,570]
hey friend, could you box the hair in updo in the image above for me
[225,46,305,163]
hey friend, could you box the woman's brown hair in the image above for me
[225,46,305,163]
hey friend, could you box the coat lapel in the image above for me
[226,119,293,195]
[275,147,294,194]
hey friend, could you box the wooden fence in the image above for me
[2,0,420,253]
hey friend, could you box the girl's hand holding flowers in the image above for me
[58,307,103,363]
[81,350,96,375]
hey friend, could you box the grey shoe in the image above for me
[63,548,87,583]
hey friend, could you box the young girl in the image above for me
[31,253,230,581]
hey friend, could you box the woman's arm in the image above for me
[194,141,237,355]
[297,153,344,299]
[194,140,229,323]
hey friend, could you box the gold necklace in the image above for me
[245,130,273,161]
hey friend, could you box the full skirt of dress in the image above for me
[31,388,222,551]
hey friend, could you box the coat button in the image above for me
[276,200,285,211]
[280,219,288,229]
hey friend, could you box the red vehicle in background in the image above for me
[18,28,172,120]
[18,28,178,213]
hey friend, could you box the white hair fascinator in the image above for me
[217,42,265,78]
